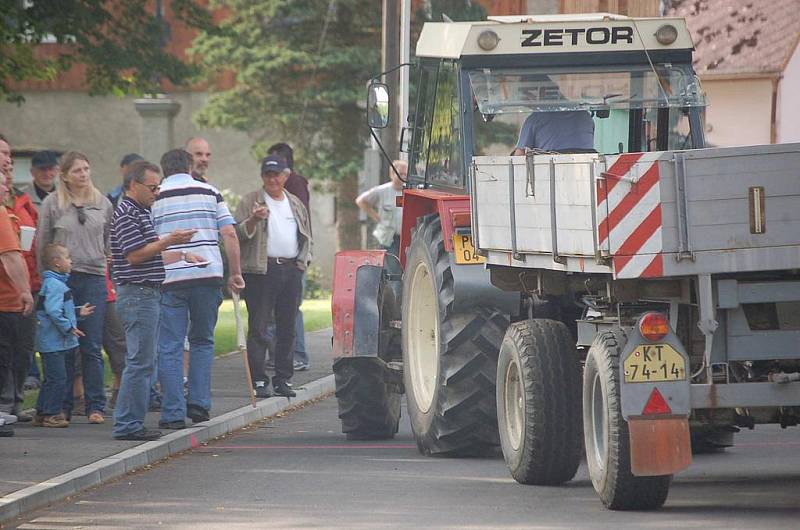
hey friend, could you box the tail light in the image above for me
[639,312,669,341]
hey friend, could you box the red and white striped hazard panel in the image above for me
[596,152,665,279]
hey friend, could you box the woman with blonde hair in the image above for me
[37,151,112,424]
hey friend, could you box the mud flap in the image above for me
[628,416,692,476]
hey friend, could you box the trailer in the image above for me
[332,13,800,510]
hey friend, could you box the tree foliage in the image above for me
[192,0,381,185]
[0,0,212,104]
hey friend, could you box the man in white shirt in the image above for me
[233,156,312,398]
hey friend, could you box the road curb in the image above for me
[0,374,335,525]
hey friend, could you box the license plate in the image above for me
[452,234,485,265]
[623,344,686,383]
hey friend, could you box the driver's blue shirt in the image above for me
[516,110,595,152]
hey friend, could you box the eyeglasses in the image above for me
[74,205,86,225]
[140,183,160,193]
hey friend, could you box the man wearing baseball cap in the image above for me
[233,155,312,398]
[19,150,59,211]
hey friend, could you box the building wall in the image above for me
[702,78,773,147]
[777,44,800,144]
[0,91,338,287]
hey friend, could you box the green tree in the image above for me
[0,0,212,104]
[192,0,381,251]
[416,0,486,23]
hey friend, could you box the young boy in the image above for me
[34,244,93,427]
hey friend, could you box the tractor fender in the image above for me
[332,250,401,359]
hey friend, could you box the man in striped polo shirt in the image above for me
[152,149,244,428]
[110,161,199,441]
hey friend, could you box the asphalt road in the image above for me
[11,396,800,529]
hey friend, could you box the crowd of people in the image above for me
[0,133,313,440]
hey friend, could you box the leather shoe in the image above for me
[115,428,163,441]
[254,381,272,399]
[158,420,186,430]
[187,404,210,423]
[273,381,296,398]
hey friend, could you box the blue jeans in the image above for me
[64,272,107,415]
[113,285,161,437]
[36,349,73,416]
[158,285,222,423]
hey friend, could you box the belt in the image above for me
[267,257,297,265]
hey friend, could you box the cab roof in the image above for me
[415,14,694,59]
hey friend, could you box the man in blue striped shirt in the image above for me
[110,161,199,441]
[151,149,244,428]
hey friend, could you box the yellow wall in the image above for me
[702,78,773,147]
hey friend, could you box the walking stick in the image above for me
[231,292,257,408]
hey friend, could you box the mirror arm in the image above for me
[370,62,414,84]
[369,127,408,184]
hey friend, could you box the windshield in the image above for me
[466,62,706,157]
[469,63,705,115]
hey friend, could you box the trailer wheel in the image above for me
[334,357,401,439]
[496,320,582,485]
[583,330,672,510]
[402,214,508,455]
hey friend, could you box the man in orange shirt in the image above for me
[0,134,34,436]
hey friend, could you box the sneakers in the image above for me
[0,412,17,425]
[0,418,13,437]
[293,360,310,371]
[158,420,186,430]
[148,398,162,412]
[88,412,105,424]
[115,428,163,441]
[14,411,33,423]
[273,381,296,398]
[186,404,210,423]
[254,380,272,399]
[23,376,40,390]
[35,415,69,428]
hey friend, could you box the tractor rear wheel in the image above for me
[402,214,508,456]
[496,319,583,485]
[583,330,672,510]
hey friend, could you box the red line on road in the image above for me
[196,444,418,450]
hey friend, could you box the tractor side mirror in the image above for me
[367,83,390,129]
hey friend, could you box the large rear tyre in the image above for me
[496,320,582,485]
[402,214,508,456]
[583,330,671,510]
[334,357,401,440]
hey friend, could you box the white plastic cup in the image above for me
[19,226,35,251]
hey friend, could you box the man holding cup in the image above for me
[0,134,35,433]
[0,136,38,421]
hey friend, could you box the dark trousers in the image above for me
[243,264,302,385]
[0,312,24,414]
[0,312,33,414]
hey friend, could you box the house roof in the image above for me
[666,0,800,77]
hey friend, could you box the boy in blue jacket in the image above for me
[35,244,93,427]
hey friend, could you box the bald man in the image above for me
[185,137,211,182]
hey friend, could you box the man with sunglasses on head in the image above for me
[109,161,199,441]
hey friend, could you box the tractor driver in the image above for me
[511,109,595,155]
[510,74,595,155]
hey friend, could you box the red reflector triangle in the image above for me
[642,387,672,415]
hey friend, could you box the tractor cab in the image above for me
[372,14,707,193]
